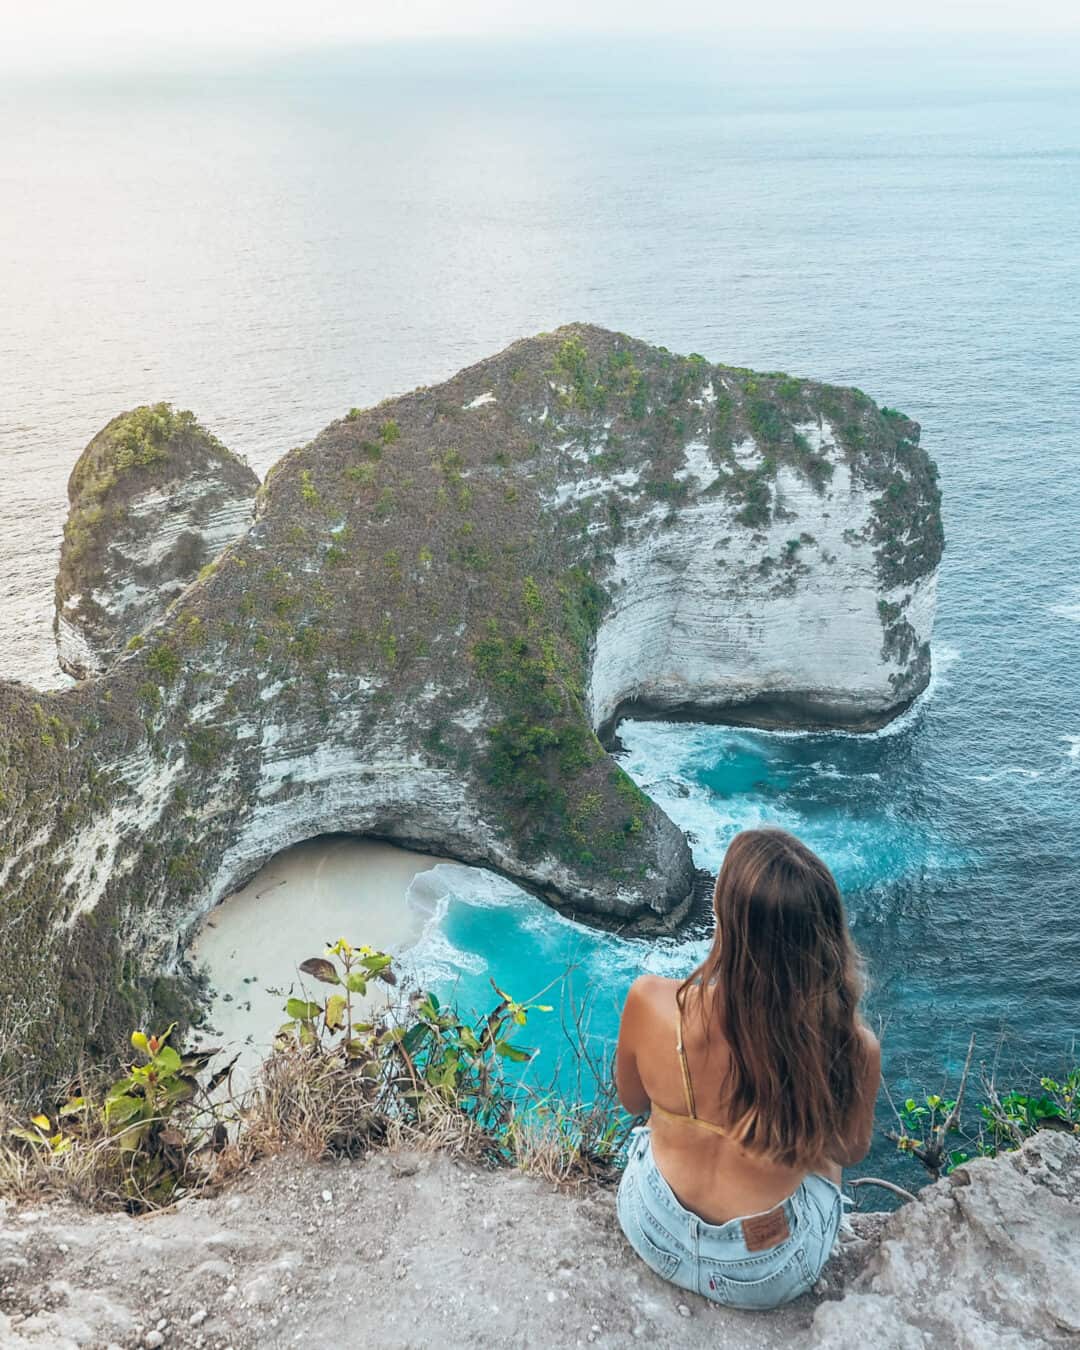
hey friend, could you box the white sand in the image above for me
[188,835,447,1077]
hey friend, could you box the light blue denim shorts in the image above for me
[616,1126,847,1310]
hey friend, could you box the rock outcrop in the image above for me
[0,1134,1072,1349]
[54,405,259,679]
[811,1130,1080,1346]
[0,326,942,1088]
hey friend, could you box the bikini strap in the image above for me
[675,1002,698,1119]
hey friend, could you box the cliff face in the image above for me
[0,326,942,1087]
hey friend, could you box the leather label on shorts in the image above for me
[741,1207,790,1252]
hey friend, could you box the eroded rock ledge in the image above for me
[0,325,942,1086]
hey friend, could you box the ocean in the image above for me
[2,37,1079,1176]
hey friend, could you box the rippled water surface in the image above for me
[2,42,1079,1171]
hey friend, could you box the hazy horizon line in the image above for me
[5,25,1080,82]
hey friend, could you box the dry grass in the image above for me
[234,1028,627,1187]
[238,1046,387,1160]
[238,1043,510,1170]
[0,1093,214,1211]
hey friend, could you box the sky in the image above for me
[3,0,1079,75]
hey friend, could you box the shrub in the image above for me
[249,942,633,1180]
[522,576,544,616]
[146,644,181,685]
[889,1038,1080,1185]
[299,470,320,506]
[2,1028,232,1212]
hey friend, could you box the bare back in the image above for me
[615,974,880,1225]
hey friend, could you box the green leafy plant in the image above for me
[299,469,320,506]
[273,940,556,1140]
[8,1028,234,1210]
[979,1072,1080,1147]
[890,1039,1080,1183]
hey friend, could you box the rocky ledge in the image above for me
[0,325,942,1087]
[0,1132,1073,1349]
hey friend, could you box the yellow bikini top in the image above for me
[649,1002,730,1137]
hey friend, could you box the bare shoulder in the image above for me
[622,975,680,1032]
[625,974,680,1010]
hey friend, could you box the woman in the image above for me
[614,827,880,1310]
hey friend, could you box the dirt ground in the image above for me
[0,1148,886,1350]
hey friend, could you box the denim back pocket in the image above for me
[701,1245,813,1309]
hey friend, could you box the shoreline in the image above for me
[188,835,448,1078]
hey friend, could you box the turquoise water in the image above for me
[2,38,1079,1174]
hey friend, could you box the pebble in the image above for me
[677,1304,691,1317]
[321,1190,332,1203]
[144,1333,165,1349]
[189,1308,208,1326]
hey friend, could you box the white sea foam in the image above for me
[806,762,883,782]
[1062,735,1080,761]
[973,767,1043,783]
[1049,588,1080,623]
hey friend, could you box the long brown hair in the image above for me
[678,827,868,1167]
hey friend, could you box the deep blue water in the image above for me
[2,38,1079,1176]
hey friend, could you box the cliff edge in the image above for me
[0,1132,1073,1349]
[0,326,942,1088]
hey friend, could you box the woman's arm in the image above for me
[614,977,652,1115]
[830,1025,882,1167]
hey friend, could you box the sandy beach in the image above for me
[189,835,448,1077]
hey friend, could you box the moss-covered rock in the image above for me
[55,404,258,678]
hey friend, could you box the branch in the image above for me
[847,1176,918,1205]
[885,1128,940,1177]
[940,1034,976,1140]
[980,1074,1027,1149]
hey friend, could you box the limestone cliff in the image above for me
[0,326,942,1088]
